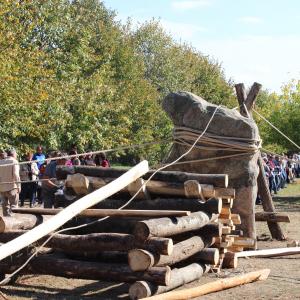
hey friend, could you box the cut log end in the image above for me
[128,249,155,271]
[129,281,152,299]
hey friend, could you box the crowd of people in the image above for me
[0,146,110,216]
[261,153,300,195]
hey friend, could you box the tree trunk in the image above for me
[129,263,206,299]
[0,231,173,255]
[56,166,228,188]
[0,253,171,286]
[143,268,270,299]
[134,212,211,241]
[128,235,214,271]
[0,214,51,233]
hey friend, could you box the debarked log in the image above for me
[0,231,173,256]
[128,235,215,271]
[0,214,51,233]
[134,212,211,241]
[129,263,206,299]
[0,254,171,285]
[255,212,290,223]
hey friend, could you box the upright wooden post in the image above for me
[235,83,285,240]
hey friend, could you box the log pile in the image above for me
[0,167,254,299]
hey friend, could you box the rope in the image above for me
[0,139,171,168]
[252,108,300,150]
[0,106,221,285]
[173,125,261,153]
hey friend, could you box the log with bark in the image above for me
[129,263,206,299]
[142,268,270,299]
[134,211,211,241]
[0,253,171,285]
[0,214,51,233]
[12,208,190,218]
[0,231,173,255]
[128,235,215,271]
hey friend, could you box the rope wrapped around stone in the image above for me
[173,126,261,153]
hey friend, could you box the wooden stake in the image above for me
[236,247,300,258]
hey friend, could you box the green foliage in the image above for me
[0,0,234,164]
[255,80,300,153]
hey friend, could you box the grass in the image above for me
[276,178,300,197]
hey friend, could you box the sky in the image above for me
[103,0,300,93]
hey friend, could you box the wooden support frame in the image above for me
[235,82,285,240]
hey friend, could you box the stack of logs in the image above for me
[0,167,258,299]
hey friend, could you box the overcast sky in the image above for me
[104,0,300,93]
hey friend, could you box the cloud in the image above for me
[171,0,212,11]
[161,20,207,40]
[196,35,300,92]
[238,16,263,24]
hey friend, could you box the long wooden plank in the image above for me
[236,247,300,258]
[141,269,270,299]
[0,161,149,261]
[12,208,190,218]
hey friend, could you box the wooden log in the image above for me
[222,251,238,268]
[188,248,219,265]
[214,187,235,199]
[255,212,290,223]
[236,247,300,258]
[56,166,229,188]
[184,180,214,199]
[85,177,221,199]
[0,231,173,255]
[231,214,241,225]
[232,237,255,248]
[128,235,214,271]
[129,263,206,299]
[11,208,190,218]
[0,161,149,261]
[134,211,211,241]
[65,173,89,195]
[0,214,51,233]
[128,178,151,200]
[0,253,170,285]
[95,197,222,215]
[142,268,270,299]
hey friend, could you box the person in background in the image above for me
[69,150,81,166]
[32,146,46,170]
[84,152,96,166]
[95,152,110,168]
[41,152,67,208]
[0,149,21,216]
[19,152,39,207]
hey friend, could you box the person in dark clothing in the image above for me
[95,152,110,167]
[41,152,67,208]
[19,152,39,207]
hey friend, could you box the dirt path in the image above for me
[0,193,299,299]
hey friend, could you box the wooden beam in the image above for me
[236,247,300,258]
[255,212,290,223]
[0,161,149,261]
[141,269,270,299]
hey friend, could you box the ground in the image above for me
[0,182,299,300]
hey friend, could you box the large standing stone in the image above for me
[162,91,260,239]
